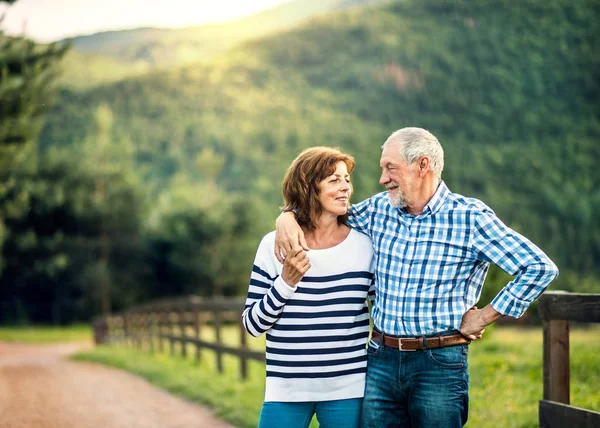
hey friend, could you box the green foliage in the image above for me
[55,49,150,91]
[0,2,74,322]
[144,183,256,298]
[0,33,67,168]
[0,152,147,323]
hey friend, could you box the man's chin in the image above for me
[387,194,407,209]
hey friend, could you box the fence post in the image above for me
[194,306,201,362]
[135,312,142,349]
[543,319,570,404]
[94,317,108,345]
[146,307,154,353]
[169,306,175,356]
[158,309,165,353]
[239,318,248,380]
[214,308,223,373]
[180,306,187,359]
[123,314,130,346]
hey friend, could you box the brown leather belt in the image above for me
[371,330,470,351]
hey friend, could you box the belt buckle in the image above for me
[398,338,416,352]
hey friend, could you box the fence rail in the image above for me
[93,296,264,379]
[538,291,600,428]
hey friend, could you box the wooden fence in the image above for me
[93,296,264,379]
[94,290,600,416]
[538,291,600,428]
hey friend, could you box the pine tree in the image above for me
[0,0,68,169]
[0,0,68,280]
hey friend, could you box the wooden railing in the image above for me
[93,296,264,379]
[538,291,600,428]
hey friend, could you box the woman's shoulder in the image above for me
[348,228,373,247]
[257,231,277,252]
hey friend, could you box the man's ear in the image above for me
[418,156,430,175]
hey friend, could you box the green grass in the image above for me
[74,326,600,427]
[468,326,600,427]
[0,324,92,343]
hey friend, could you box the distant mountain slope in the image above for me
[41,0,600,279]
[66,0,390,68]
[55,50,150,91]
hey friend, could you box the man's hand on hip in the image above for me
[460,304,503,340]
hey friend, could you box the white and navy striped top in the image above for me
[242,229,375,403]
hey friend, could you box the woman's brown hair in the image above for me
[281,147,355,231]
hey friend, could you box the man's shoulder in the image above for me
[444,190,495,216]
[351,191,390,213]
[366,191,390,208]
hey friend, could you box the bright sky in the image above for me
[0,0,291,42]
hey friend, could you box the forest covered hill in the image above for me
[40,0,600,283]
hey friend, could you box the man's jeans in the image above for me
[360,333,469,428]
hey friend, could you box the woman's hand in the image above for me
[281,247,311,287]
[275,212,309,263]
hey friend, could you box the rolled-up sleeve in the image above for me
[471,211,559,318]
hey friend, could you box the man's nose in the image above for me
[379,171,389,185]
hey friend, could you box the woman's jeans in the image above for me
[360,336,469,428]
[259,398,363,428]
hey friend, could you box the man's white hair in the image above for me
[382,127,444,178]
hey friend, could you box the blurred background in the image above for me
[0,0,598,325]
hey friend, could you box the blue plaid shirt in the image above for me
[348,181,559,337]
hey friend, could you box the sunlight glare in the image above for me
[0,0,291,42]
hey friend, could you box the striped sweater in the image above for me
[242,229,375,402]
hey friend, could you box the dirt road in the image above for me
[0,341,234,428]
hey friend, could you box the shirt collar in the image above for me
[399,180,448,218]
[423,180,449,216]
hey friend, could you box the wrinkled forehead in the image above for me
[380,141,403,166]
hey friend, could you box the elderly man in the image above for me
[275,127,558,428]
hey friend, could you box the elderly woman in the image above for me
[242,147,375,428]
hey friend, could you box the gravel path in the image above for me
[0,341,234,428]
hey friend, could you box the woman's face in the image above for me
[317,161,351,217]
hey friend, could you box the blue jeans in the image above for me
[259,398,363,428]
[360,333,469,428]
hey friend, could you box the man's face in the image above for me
[379,142,418,209]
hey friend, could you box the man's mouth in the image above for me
[386,184,399,191]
